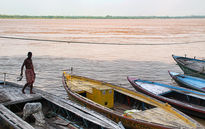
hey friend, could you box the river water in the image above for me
[0,19,205,126]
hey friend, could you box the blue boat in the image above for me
[172,55,205,79]
[169,71,205,93]
[127,76,205,119]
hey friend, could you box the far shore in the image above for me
[0,15,205,19]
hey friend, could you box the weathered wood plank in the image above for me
[0,104,34,129]
[0,83,42,106]
[3,96,42,106]
[0,81,122,129]
[42,93,116,128]
[0,91,10,103]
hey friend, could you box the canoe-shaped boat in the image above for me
[0,80,123,129]
[172,55,205,79]
[128,77,205,119]
[169,71,205,93]
[63,72,203,129]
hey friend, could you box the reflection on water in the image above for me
[0,19,205,126]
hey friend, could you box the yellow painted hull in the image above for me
[62,72,201,129]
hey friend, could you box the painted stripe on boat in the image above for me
[134,80,205,96]
[170,72,205,89]
[173,55,205,62]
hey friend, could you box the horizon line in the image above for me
[0,14,205,19]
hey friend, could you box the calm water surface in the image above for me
[0,19,205,126]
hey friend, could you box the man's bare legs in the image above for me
[22,83,35,94]
[30,84,35,94]
[22,83,29,94]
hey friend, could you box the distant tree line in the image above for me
[0,14,205,19]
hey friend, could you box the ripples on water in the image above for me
[0,56,179,97]
[0,19,205,125]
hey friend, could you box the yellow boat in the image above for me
[62,72,203,129]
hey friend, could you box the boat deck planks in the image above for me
[69,78,112,94]
[0,82,122,129]
[70,77,160,107]
[0,91,10,103]
[0,84,41,101]
[127,107,188,127]
[135,82,171,95]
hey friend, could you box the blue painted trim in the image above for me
[134,79,205,96]
[173,55,205,63]
[177,75,205,88]
[170,71,205,89]
[178,75,205,83]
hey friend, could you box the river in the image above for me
[0,18,205,126]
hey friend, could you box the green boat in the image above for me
[172,55,205,79]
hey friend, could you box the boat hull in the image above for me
[0,117,15,129]
[62,74,168,129]
[127,77,205,119]
[63,73,203,129]
[172,55,205,79]
[169,71,205,93]
[0,81,122,129]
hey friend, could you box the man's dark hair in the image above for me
[27,52,32,58]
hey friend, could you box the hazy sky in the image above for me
[0,0,205,16]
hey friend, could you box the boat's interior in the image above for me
[136,80,205,107]
[177,58,205,73]
[65,75,196,128]
[5,98,99,129]
[161,90,205,107]
[67,76,155,113]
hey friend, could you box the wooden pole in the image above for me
[3,73,6,86]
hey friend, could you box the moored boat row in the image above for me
[126,55,205,120]
[62,72,203,129]
[126,55,205,123]
[127,77,205,119]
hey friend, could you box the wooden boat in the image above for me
[128,76,205,119]
[0,80,124,129]
[169,71,205,93]
[63,72,203,129]
[172,55,205,79]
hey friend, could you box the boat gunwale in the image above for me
[168,71,205,93]
[63,72,197,129]
[172,55,205,77]
[172,55,205,63]
[128,77,205,119]
[62,74,173,129]
[0,81,123,129]
[0,104,35,129]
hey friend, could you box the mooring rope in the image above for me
[0,35,204,46]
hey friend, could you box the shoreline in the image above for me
[1,15,205,19]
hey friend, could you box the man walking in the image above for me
[20,52,35,94]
